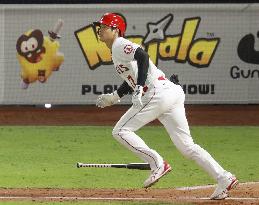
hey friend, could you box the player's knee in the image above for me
[112,127,132,141]
[112,127,126,139]
[112,127,120,139]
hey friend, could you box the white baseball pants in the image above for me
[112,79,226,181]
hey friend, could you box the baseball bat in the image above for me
[76,162,151,170]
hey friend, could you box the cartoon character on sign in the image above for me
[16,19,64,89]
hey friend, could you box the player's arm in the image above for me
[96,81,132,108]
[131,47,149,108]
[117,81,133,98]
[134,47,149,86]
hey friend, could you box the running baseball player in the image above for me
[94,13,238,200]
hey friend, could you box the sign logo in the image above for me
[75,13,220,70]
[123,45,133,54]
[16,22,64,89]
[237,31,259,64]
[230,31,259,79]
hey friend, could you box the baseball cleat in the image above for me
[210,174,239,200]
[144,161,171,188]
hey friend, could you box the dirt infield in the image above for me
[0,182,258,204]
[0,104,258,204]
[0,104,259,125]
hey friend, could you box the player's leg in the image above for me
[159,103,227,180]
[112,84,169,171]
[158,89,238,199]
[112,87,171,187]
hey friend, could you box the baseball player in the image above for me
[94,13,238,200]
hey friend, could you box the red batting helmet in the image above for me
[93,13,127,36]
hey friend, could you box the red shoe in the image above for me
[144,161,172,188]
[210,174,239,200]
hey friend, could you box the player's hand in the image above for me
[96,91,120,108]
[132,85,143,109]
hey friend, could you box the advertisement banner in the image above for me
[0,4,258,104]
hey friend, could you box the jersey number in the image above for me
[127,75,136,88]
[116,64,129,74]
[116,64,136,88]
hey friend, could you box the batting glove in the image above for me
[132,85,143,109]
[96,91,120,108]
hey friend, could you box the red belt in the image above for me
[158,76,166,81]
[143,76,166,93]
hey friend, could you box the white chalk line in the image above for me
[0,196,258,201]
[0,197,155,201]
[199,197,259,201]
[175,181,259,190]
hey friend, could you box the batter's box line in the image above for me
[0,196,258,201]
[0,196,158,201]
[175,181,259,191]
[199,197,259,201]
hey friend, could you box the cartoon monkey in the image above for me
[16,29,46,64]
[16,20,64,89]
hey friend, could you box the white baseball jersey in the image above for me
[111,37,165,89]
